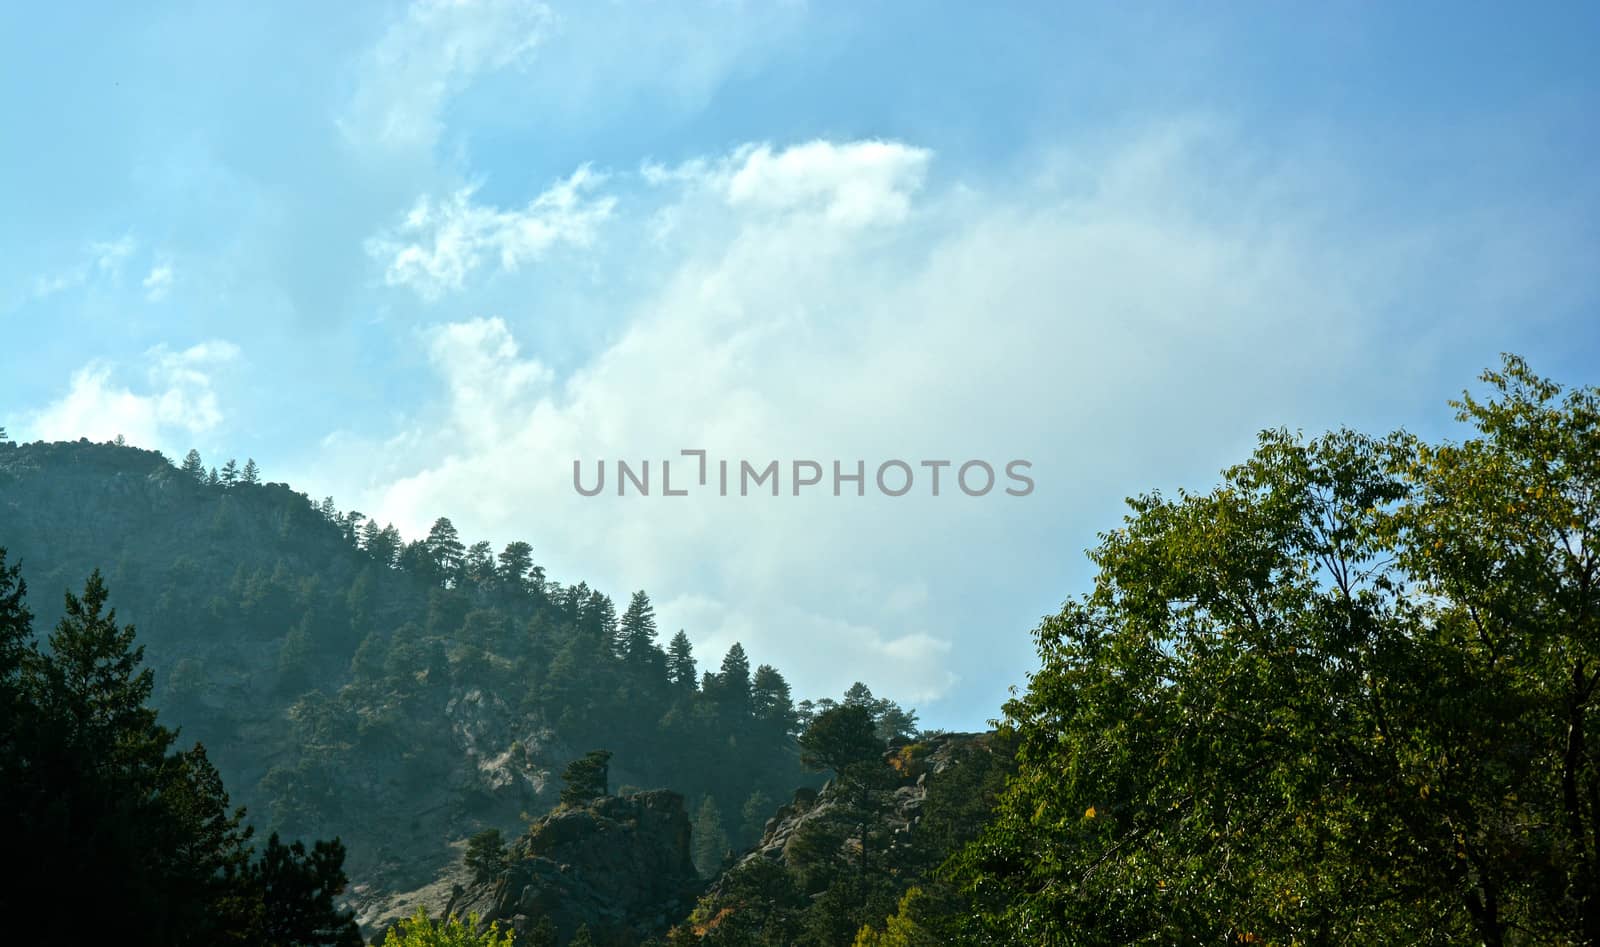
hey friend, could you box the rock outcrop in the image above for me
[436,790,703,946]
[722,730,989,883]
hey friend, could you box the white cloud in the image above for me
[340,0,553,151]
[645,139,932,228]
[426,317,553,444]
[310,126,1549,722]
[29,341,240,449]
[30,235,140,299]
[367,166,615,299]
[92,235,137,275]
[142,263,174,302]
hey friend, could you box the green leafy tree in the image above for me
[852,888,941,947]
[950,358,1600,946]
[379,907,514,947]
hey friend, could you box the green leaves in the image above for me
[952,358,1600,945]
[379,906,514,947]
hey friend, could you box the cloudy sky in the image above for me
[4,1,1598,729]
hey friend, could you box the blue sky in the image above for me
[3,1,1598,729]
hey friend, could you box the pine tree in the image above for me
[693,795,730,878]
[715,643,752,715]
[0,550,32,770]
[425,517,465,583]
[0,549,30,688]
[181,449,206,482]
[1,569,362,945]
[220,459,239,486]
[207,466,219,487]
[250,833,363,947]
[496,541,536,597]
[666,631,697,692]
[367,524,402,568]
[618,590,659,662]
[342,511,365,546]
[798,704,882,779]
[241,458,260,484]
[842,681,875,709]
[560,750,612,806]
[752,665,797,735]
[463,541,496,589]
[741,789,774,846]
[43,570,164,760]
[464,829,507,884]
[584,591,617,650]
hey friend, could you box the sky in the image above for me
[3,1,1598,730]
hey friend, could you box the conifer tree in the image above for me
[584,590,618,650]
[715,642,752,715]
[220,458,239,486]
[0,568,362,945]
[693,795,731,879]
[464,829,507,884]
[425,517,465,582]
[181,448,206,482]
[618,590,659,662]
[496,541,536,597]
[560,750,612,806]
[241,458,260,484]
[741,789,774,846]
[666,631,697,692]
[752,664,798,735]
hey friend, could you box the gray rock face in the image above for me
[712,731,990,886]
[440,790,703,945]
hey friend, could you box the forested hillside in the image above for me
[0,439,912,911]
[3,356,1594,947]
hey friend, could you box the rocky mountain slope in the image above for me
[0,440,816,925]
[432,790,703,946]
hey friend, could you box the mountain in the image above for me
[0,438,829,922]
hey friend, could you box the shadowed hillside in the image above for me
[0,438,840,915]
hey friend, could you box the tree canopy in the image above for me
[0,556,361,946]
[948,356,1600,945]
